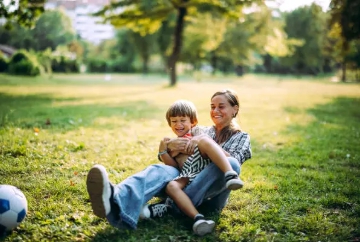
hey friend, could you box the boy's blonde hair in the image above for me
[166,100,198,126]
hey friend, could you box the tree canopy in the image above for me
[330,0,360,43]
[329,0,360,81]
[32,9,76,51]
[0,0,45,28]
[95,0,263,86]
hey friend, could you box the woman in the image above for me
[86,89,252,231]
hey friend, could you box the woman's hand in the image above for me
[184,134,212,154]
[184,137,198,155]
[166,137,189,153]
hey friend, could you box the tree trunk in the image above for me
[341,60,346,82]
[263,54,272,73]
[142,53,149,75]
[168,3,187,86]
[210,51,217,75]
[235,65,244,76]
[341,42,349,82]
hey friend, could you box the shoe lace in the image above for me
[164,197,174,206]
[152,204,168,217]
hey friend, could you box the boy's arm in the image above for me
[158,137,179,168]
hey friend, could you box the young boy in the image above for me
[141,100,243,236]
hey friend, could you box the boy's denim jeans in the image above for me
[107,158,240,229]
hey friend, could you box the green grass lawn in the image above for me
[0,73,359,242]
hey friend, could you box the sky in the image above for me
[277,0,331,12]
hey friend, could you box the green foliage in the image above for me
[32,9,76,51]
[7,59,40,76]
[0,24,35,49]
[0,9,76,53]
[129,31,158,73]
[96,0,247,34]
[85,30,137,73]
[156,14,176,67]
[181,13,227,68]
[326,22,344,63]
[0,54,8,72]
[0,0,45,28]
[282,3,329,74]
[209,3,277,75]
[86,58,135,73]
[7,51,43,76]
[264,27,304,58]
[52,57,79,73]
[95,0,174,35]
[330,0,360,43]
[326,0,360,82]
[47,45,80,74]
[346,40,360,68]
[95,0,259,85]
[86,58,109,73]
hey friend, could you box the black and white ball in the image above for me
[0,185,28,234]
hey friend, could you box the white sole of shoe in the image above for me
[226,179,244,190]
[139,204,150,219]
[86,164,111,218]
[193,220,215,236]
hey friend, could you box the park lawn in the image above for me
[0,73,359,242]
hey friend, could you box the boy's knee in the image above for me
[197,136,213,149]
[166,181,179,193]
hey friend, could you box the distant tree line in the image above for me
[0,0,359,83]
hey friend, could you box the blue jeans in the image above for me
[107,158,240,229]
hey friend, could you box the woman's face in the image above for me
[210,94,238,129]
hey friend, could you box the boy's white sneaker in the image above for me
[193,216,215,236]
[225,170,244,190]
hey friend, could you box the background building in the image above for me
[45,0,115,45]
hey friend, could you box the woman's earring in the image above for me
[233,113,236,118]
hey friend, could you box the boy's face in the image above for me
[169,116,193,137]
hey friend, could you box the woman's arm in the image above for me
[223,132,252,164]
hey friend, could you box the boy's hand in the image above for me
[159,137,170,152]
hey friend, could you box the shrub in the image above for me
[110,58,135,73]
[86,58,109,73]
[52,56,79,73]
[86,57,135,73]
[0,56,8,72]
[8,50,43,76]
[10,52,28,64]
[8,59,40,76]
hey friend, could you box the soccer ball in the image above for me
[0,185,28,234]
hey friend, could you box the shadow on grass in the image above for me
[91,213,223,242]
[256,96,360,240]
[280,96,360,170]
[0,92,162,130]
